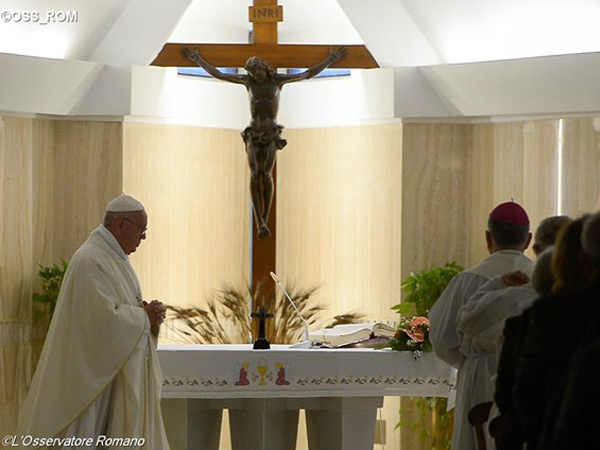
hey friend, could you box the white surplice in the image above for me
[458,280,538,359]
[457,280,538,450]
[18,226,170,450]
[429,250,534,450]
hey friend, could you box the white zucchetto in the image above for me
[105,194,145,212]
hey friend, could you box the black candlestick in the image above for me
[251,308,273,350]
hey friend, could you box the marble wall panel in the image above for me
[561,117,600,217]
[123,123,250,314]
[278,124,403,322]
[32,120,55,269]
[470,123,496,265]
[401,123,472,276]
[52,121,123,261]
[0,117,34,441]
[521,121,560,228]
[0,117,33,322]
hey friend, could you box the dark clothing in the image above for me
[549,332,600,450]
[514,284,600,450]
[494,309,531,450]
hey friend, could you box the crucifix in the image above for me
[181,46,346,239]
[152,0,378,322]
[251,308,274,349]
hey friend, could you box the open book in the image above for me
[309,323,396,348]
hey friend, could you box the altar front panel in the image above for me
[158,344,456,399]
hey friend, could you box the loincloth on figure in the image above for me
[241,125,287,150]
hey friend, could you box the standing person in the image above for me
[483,215,571,450]
[458,215,570,352]
[429,201,534,450]
[514,215,597,450]
[18,195,169,450]
[182,46,347,238]
[550,213,600,450]
[457,248,555,450]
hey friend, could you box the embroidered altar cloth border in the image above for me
[157,344,456,399]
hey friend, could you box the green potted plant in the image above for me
[392,261,463,450]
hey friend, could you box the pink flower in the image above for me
[402,316,429,343]
[409,316,430,327]
[407,328,425,343]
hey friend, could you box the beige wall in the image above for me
[122,123,250,313]
[401,123,472,276]
[0,117,34,445]
[0,117,34,322]
[278,124,403,323]
[561,118,600,217]
[51,121,123,259]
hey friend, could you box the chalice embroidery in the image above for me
[256,359,269,386]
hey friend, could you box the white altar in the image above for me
[158,344,456,450]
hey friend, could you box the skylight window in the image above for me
[178,67,239,78]
[287,68,351,78]
[178,67,351,79]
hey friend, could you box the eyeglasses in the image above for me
[123,218,148,235]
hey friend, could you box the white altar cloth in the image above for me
[157,345,456,450]
[158,344,456,399]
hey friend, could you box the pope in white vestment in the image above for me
[17,195,170,450]
[429,202,534,450]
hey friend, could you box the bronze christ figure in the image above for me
[182,46,347,238]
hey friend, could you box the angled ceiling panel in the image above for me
[0,54,101,115]
[90,0,193,65]
[338,0,442,67]
[0,0,128,60]
[420,53,600,116]
[401,0,600,64]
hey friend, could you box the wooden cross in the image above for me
[151,1,377,309]
[151,0,378,69]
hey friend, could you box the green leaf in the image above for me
[397,261,463,317]
[390,302,412,315]
[32,260,68,325]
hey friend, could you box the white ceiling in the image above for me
[4,0,600,120]
[2,0,600,67]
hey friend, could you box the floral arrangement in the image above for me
[389,262,463,449]
[388,315,432,359]
[388,262,463,360]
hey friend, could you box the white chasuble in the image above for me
[18,227,170,450]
